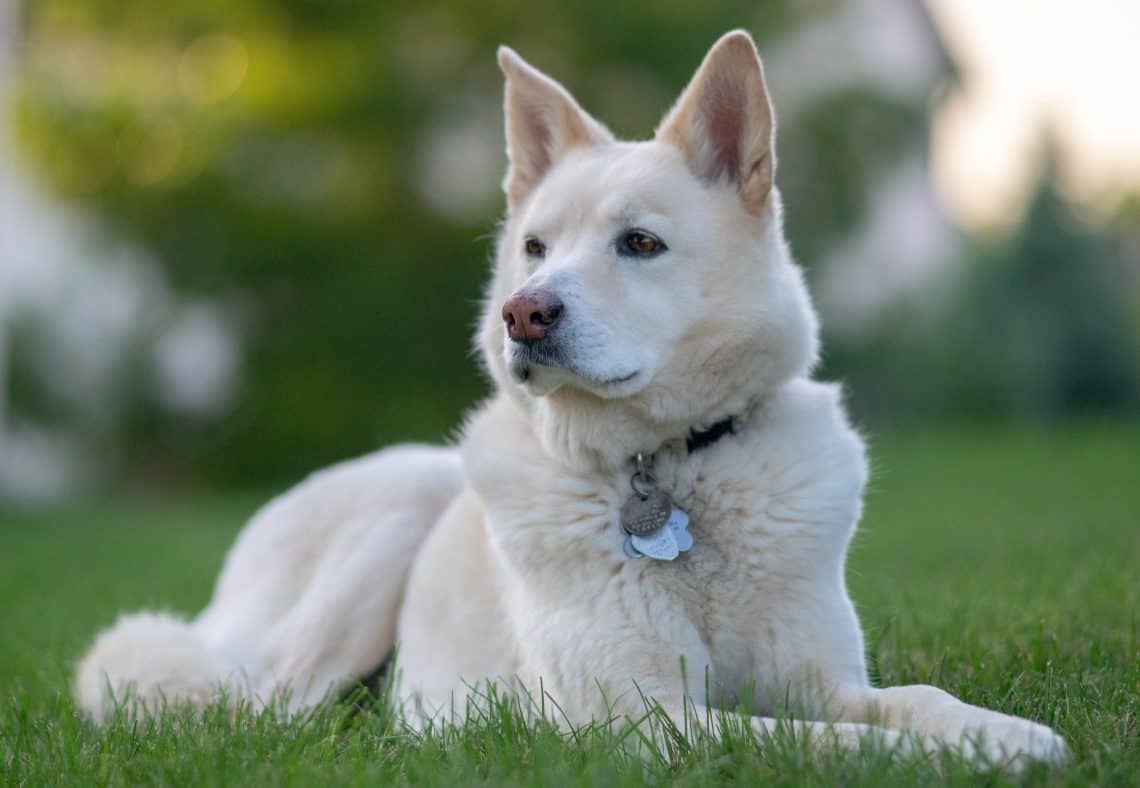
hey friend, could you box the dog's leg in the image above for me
[652,699,927,759]
[252,513,433,712]
[828,683,1068,768]
[392,687,925,760]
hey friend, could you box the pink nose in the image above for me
[502,289,564,342]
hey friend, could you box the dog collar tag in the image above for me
[624,508,693,560]
[620,488,672,536]
[620,453,694,561]
[629,523,680,560]
[665,507,693,551]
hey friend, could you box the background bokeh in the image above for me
[1,0,1138,500]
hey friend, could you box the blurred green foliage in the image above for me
[826,170,1140,425]
[9,0,1138,490]
[10,0,873,486]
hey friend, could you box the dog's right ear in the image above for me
[498,47,612,210]
[656,31,775,215]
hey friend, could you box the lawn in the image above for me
[2,423,1138,785]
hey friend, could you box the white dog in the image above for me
[77,31,1067,769]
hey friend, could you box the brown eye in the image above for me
[524,237,546,258]
[622,229,666,257]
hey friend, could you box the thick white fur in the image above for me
[76,611,225,723]
[75,31,1066,770]
[76,445,462,720]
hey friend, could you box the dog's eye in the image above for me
[621,230,666,257]
[524,237,546,258]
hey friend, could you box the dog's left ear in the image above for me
[498,47,613,209]
[656,30,775,215]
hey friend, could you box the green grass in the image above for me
[2,423,1138,785]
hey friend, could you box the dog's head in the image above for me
[478,31,819,468]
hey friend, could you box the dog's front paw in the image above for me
[964,717,1069,771]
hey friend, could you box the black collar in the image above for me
[685,416,735,455]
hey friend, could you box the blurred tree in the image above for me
[8,0,972,490]
[952,170,1140,418]
[827,159,1140,425]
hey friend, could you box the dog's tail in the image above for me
[74,444,465,723]
[74,610,226,723]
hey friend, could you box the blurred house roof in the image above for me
[767,0,956,118]
[767,0,963,333]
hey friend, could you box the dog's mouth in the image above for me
[508,342,639,389]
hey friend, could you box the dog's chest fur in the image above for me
[461,379,866,703]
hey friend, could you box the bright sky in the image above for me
[927,0,1140,227]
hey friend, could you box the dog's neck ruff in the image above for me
[619,413,739,561]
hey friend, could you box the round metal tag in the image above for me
[620,488,672,536]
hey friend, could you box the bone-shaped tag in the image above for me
[624,506,693,561]
[629,524,679,560]
[666,507,693,552]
